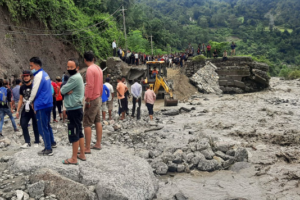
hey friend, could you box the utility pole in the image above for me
[150,35,153,56]
[121,6,127,52]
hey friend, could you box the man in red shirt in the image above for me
[51,80,59,122]
[82,52,103,153]
[206,44,212,58]
[55,76,63,121]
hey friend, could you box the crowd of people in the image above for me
[112,40,237,67]
[0,51,157,164]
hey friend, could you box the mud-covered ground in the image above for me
[1,77,300,200]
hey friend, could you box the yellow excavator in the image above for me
[143,61,178,106]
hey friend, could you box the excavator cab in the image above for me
[142,61,178,106]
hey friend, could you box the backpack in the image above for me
[0,87,7,103]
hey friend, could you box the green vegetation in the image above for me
[192,55,206,62]
[1,0,300,77]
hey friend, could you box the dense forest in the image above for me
[0,0,300,77]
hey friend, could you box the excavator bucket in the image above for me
[164,94,178,107]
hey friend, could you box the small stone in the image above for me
[155,162,168,175]
[28,181,45,199]
[174,192,188,200]
[23,192,30,200]
[177,164,185,172]
[235,148,248,162]
[167,161,177,172]
[15,190,24,200]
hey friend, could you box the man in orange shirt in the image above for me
[116,77,128,120]
[82,52,103,153]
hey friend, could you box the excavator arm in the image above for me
[153,75,178,106]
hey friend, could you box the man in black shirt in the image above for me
[0,80,19,137]
[16,71,40,148]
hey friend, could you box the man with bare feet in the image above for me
[82,52,103,154]
[61,59,85,165]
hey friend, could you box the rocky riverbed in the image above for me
[1,77,300,200]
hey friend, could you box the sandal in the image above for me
[77,151,91,154]
[62,159,78,165]
[77,155,86,161]
[91,146,102,150]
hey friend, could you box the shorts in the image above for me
[107,100,113,111]
[63,102,66,111]
[101,101,108,112]
[83,97,102,127]
[118,98,127,113]
[67,108,84,143]
[146,103,154,115]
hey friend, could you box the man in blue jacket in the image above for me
[29,57,56,156]
[101,84,110,121]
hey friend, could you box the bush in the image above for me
[288,70,300,80]
[192,55,206,63]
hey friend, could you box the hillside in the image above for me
[0,6,81,80]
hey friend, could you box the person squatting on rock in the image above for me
[144,84,156,121]
[82,51,103,153]
[16,70,40,149]
[0,80,19,137]
[104,78,114,120]
[61,59,85,165]
[29,57,57,156]
[101,83,110,121]
[131,79,142,120]
[55,76,63,121]
[117,77,128,120]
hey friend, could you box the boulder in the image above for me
[28,181,45,199]
[235,148,248,162]
[30,168,95,200]
[8,147,158,200]
[197,159,221,172]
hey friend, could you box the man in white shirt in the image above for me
[134,53,139,65]
[131,79,142,120]
[112,40,117,56]
[104,78,114,120]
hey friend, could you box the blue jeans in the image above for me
[36,107,56,150]
[0,108,17,133]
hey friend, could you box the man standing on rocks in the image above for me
[112,40,117,57]
[144,85,156,121]
[16,70,40,149]
[101,83,110,121]
[117,77,128,120]
[82,52,103,153]
[29,57,56,156]
[0,80,19,137]
[131,79,142,120]
[104,78,114,120]
[12,79,21,111]
[61,59,85,164]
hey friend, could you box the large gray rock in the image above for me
[30,168,95,200]
[190,61,222,94]
[8,147,158,200]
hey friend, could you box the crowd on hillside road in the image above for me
[0,51,157,165]
[112,40,237,67]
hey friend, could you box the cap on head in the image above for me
[22,70,31,76]
[56,76,61,80]
[105,78,110,82]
